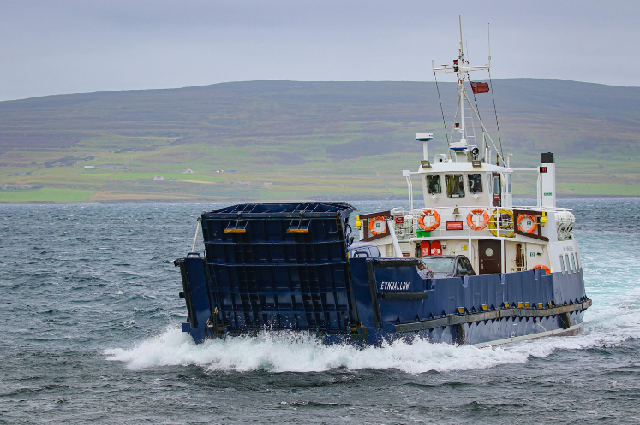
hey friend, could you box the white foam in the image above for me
[105,278,640,374]
[107,301,640,374]
[105,327,530,373]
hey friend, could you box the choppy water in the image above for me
[1,199,640,424]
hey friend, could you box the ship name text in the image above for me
[380,281,411,291]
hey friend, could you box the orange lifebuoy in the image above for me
[418,209,440,231]
[368,216,387,236]
[466,208,489,231]
[517,214,538,234]
[532,264,551,275]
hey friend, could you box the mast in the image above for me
[433,16,503,164]
[458,15,465,151]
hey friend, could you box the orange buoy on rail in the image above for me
[368,216,387,236]
[517,214,538,234]
[418,209,440,231]
[532,264,551,275]
[467,208,489,231]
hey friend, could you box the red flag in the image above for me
[470,81,489,94]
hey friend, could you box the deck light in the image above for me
[224,228,246,234]
[287,228,309,234]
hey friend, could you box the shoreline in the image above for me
[1,194,638,205]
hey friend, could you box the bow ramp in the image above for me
[176,202,357,343]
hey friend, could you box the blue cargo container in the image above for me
[177,202,357,343]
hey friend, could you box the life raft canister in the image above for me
[517,214,538,234]
[467,208,489,231]
[532,264,551,275]
[368,215,387,236]
[418,209,440,231]
[488,209,515,238]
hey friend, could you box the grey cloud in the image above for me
[0,0,638,101]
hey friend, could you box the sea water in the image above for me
[1,199,639,424]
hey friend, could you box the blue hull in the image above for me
[177,255,589,346]
[346,258,587,345]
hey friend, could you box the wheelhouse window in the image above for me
[570,253,577,271]
[468,174,483,193]
[565,254,572,273]
[446,174,465,198]
[493,175,501,195]
[427,175,441,194]
[559,255,566,274]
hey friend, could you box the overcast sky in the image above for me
[1,0,637,101]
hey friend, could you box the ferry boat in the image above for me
[175,19,591,346]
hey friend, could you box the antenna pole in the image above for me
[459,15,464,57]
[458,15,465,149]
[487,23,491,68]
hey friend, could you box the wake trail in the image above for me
[104,296,640,374]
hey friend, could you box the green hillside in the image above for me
[1,80,639,203]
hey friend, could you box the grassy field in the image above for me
[1,80,639,203]
[0,188,95,203]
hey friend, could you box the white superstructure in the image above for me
[356,17,581,279]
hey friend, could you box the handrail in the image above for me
[390,205,564,242]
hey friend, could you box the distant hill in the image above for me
[1,79,639,202]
